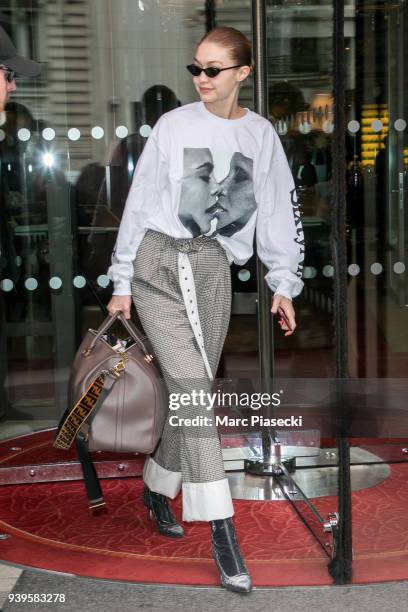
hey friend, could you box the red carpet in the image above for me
[1,430,408,586]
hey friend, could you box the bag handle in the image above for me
[83,310,151,358]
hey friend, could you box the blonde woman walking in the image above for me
[107,26,304,594]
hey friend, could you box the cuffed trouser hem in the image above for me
[142,456,182,499]
[182,478,235,522]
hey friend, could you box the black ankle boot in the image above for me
[143,484,184,538]
[210,517,252,593]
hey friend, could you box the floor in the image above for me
[1,564,408,612]
[1,422,408,611]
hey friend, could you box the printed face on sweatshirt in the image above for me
[178,147,257,237]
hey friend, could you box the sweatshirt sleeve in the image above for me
[255,123,305,300]
[106,117,168,296]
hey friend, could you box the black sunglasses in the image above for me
[0,67,16,82]
[186,63,243,78]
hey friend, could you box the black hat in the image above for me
[0,24,41,77]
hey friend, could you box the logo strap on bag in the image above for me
[53,358,127,450]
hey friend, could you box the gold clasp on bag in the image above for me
[109,359,127,378]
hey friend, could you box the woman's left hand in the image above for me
[271,294,296,336]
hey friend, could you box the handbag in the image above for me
[53,310,169,515]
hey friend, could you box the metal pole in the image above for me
[252,0,276,467]
[327,0,352,585]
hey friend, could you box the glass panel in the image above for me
[263,0,338,559]
[266,0,335,377]
[0,1,260,469]
[0,1,209,438]
[345,0,408,377]
[208,2,257,380]
[264,0,408,574]
[345,0,408,581]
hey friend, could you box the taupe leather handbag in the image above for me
[53,310,169,514]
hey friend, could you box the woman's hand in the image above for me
[107,295,132,319]
[271,294,296,336]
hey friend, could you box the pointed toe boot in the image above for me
[143,484,184,538]
[210,517,252,594]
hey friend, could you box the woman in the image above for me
[107,26,304,594]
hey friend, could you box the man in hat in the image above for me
[0,24,41,116]
[0,24,41,420]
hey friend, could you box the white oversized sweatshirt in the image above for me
[107,100,305,300]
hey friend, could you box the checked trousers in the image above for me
[131,229,234,522]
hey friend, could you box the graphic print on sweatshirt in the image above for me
[178,147,257,238]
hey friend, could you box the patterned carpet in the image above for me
[0,430,408,586]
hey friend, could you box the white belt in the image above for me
[177,251,213,381]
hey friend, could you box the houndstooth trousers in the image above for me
[131,229,234,522]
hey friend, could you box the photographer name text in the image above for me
[168,415,303,427]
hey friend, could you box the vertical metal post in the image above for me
[46,173,76,415]
[205,1,216,31]
[0,158,9,419]
[328,0,352,585]
[252,0,275,464]
[387,5,405,304]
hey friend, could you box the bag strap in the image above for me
[75,430,107,515]
[52,359,125,450]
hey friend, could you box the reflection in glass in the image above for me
[266,0,335,376]
[0,1,211,427]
